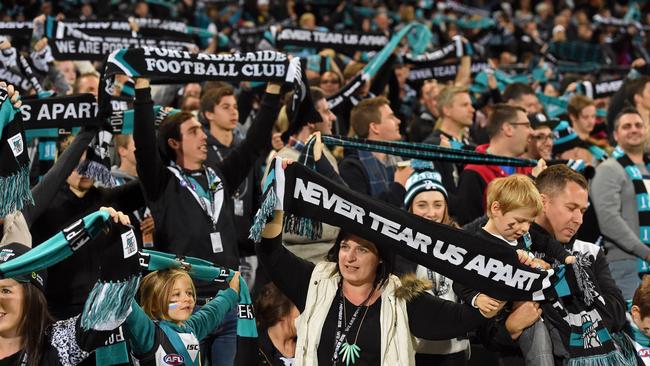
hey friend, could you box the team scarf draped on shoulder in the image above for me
[251,158,558,301]
[612,150,650,275]
[0,86,33,217]
[541,253,637,366]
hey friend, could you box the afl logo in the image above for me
[639,348,650,357]
[163,354,185,365]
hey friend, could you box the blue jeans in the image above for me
[518,319,554,366]
[608,259,640,300]
[199,308,238,366]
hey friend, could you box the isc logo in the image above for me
[639,348,650,357]
[187,344,200,351]
[163,354,185,365]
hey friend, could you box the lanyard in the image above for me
[168,163,222,230]
[331,285,374,364]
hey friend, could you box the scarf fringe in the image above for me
[77,159,116,188]
[81,274,141,331]
[566,348,636,366]
[248,186,277,243]
[284,213,322,241]
[612,332,638,365]
[0,165,34,217]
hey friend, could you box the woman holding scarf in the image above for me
[255,158,492,365]
[0,207,130,366]
[400,165,470,366]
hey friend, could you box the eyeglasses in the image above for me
[508,121,531,128]
[532,134,553,142]
[320,78,340,85]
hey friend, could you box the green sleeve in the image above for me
[124,300,157,355]
[186,288,238,340]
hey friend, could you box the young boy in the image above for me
[628,276,650,365]
[455,174,576,365]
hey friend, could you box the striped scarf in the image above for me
[614,152,650,274]
[0,86,33,217]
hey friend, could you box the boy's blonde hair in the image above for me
[138,269,196,321]
[486,175,543,218]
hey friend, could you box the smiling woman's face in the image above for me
[0,278,24,338]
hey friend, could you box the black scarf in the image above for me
[274,27,388,52]
[252,159,558,301]
[20,94,98,131]
[541,258,637,365]
[102,47,319,130]
[0,87,33,217]
[43,17,195,61]
[408,59,490,82]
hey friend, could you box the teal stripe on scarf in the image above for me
[0,93,17,139]
[0,210,109,277]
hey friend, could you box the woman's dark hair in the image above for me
[254,283,295,329]
[18,283,54,365]
[157,111,196,163]
[326,231,395,288]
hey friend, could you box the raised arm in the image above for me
[133,79,170,202]
[255,211,315,311]
[23,127,97,226]
[218,83,281,195]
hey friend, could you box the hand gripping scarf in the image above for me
[0,86,33,217]
[541,254,637,366]
[81,247,257,365]
[251,158,558,301]
[612,150,650,275]
[101,46,321,149]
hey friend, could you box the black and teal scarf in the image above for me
[0,210,110,279]
[542,260,637,366]
[613,151,650,274]
[251,158,556,301]
[0,86,33,217]
[327,22,431,110]
[301,135,538,168]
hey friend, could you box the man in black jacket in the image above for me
[133,78,281,366]
[338,96,411,207]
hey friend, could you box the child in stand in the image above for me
[627,276,650,365]
[454,174,576,366]
[123,268,240,365]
